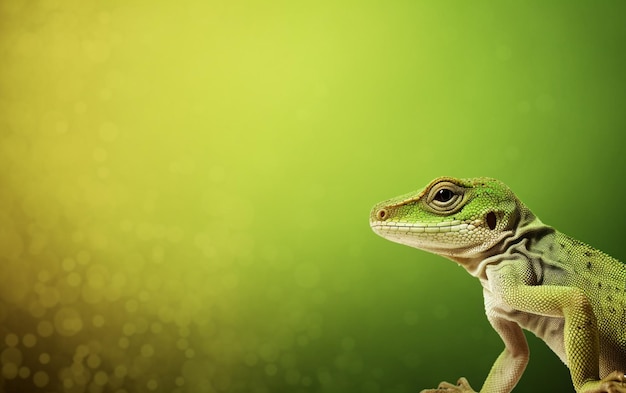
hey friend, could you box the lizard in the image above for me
[369,176,626,393]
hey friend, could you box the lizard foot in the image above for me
[580,371,626,393]
[420,377,477,393]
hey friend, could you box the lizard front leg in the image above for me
[420,311,529,393]
[487,263,626,393]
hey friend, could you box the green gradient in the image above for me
[1,1,626,392]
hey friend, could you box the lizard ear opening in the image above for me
[486,212,497,230]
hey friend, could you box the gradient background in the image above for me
[1,1,626,392]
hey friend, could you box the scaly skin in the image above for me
[370,177,626,393]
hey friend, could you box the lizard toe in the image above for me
[419,378,476,393]
[580,371,626,393]
[601,371,626,393]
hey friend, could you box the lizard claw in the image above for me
[420,377,477,393]
[580,371,626,393]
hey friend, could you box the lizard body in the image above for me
[369,177,626,393]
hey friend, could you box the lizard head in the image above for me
[370,176,534,265]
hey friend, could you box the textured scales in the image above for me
[370,177,626,393]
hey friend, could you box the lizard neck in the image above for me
[449,204,554,280]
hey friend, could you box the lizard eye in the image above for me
[427,181,464,213]
[434,188,454,203]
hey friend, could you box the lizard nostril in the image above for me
[376,209,388,221]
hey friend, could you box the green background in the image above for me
[1,1,625,392]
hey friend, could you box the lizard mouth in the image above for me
[370,219,480,235]
[370,218,493,258]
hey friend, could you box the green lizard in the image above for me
[369,176,626,393]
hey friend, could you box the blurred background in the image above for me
[1,1,626,392]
